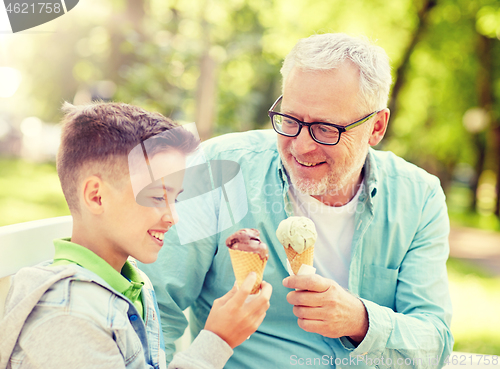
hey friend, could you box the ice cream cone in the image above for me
[276,216,317,275]
[284,245,314,275]
[228,248,268,294]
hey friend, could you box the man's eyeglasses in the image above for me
[268,95,379,146]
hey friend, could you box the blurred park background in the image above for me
[1,0,500,356]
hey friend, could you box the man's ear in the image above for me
[81,176,104,215]
[368,108,390,146]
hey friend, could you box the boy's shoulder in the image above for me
[2,264,133,342]
[4,260,152,332]
[1,263,151,369]
[0,264,114,364]
[6,264,77,312]
[6,264,126,315]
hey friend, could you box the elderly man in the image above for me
[140,33,453,368]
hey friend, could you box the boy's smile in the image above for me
[148,230,166,243]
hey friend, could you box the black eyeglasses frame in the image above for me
[268,95,380,146]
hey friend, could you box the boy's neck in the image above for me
[71,221,126,273]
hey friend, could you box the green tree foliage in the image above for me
[2,0,500,217]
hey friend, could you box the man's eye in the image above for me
[318,125,337,134]
[153,196,166,202]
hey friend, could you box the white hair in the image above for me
[281,33,392,113]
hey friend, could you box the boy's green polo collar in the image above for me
[52,238,144,317]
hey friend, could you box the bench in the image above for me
[0,216,73,317]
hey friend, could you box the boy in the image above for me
[0,102,272,369]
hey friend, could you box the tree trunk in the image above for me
[471,34,494,212]
[470,133,487,211]
[108,0,146,83]
[195,51,217,141]
[195,10,217,141]
[494,126,500,216]
[385,0,437,139]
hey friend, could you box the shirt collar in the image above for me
[53,238,144,296]
[277,158,293,217]
[363,148,379,201]
[277,157,288,186]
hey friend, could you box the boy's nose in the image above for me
[161,202,179,225]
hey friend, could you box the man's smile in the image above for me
[293,156,327,167]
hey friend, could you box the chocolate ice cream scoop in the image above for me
[226,228,269,260]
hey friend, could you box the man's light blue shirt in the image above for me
[139,129,453,368]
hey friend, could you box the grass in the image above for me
[446,184,500,232]
[446,182,500,355]
[447,258,500,355]
[0,158,69,226]
[449,210,500,232]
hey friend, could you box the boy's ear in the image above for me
[368,108,390,147]
[81,176,104,214]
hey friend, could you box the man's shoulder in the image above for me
[370,149,441,188]
[370,150,442,194]
[202,129,278,158]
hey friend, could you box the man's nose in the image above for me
[293,126,318,153]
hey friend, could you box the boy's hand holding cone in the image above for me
[276,217,317,275]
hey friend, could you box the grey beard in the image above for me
[283,152,369,199]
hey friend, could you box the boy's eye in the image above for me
[153,196,166,202]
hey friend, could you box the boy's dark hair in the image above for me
[57,101,199,214]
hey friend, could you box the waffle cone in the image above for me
[284,246,314,275]
[228,249,268,294]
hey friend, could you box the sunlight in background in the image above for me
[0,67,22,98]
